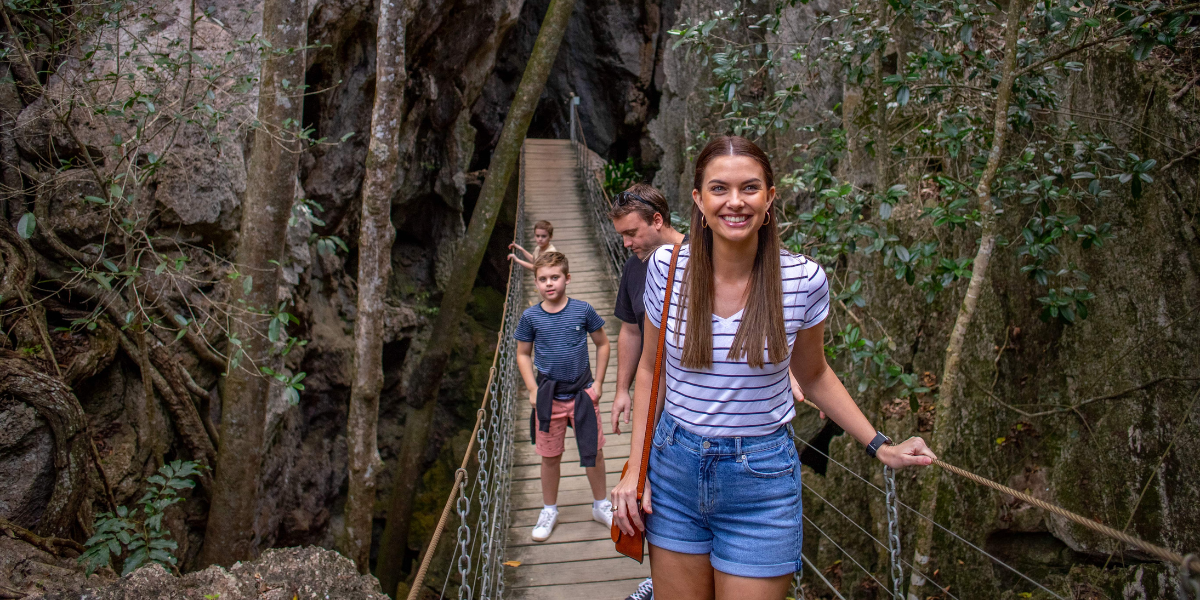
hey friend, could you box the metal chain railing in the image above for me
[406,148,527,600]
[795,429,1200,599]
[568,94,631,282]
[883,466,903,600]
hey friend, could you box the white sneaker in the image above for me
[592,499,613,528]
[531,507,558,542]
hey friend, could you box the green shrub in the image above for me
[603,157,639,198]
[80,461,204,575]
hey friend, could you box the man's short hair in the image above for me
[533,220,554,236]
[608,182,670,225]
[532,251,569,276]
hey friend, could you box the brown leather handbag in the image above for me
[612,243,681,563]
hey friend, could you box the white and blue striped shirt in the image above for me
[644,244,829,437]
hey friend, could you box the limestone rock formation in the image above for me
[28,547,387,600]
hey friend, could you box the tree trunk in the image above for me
[374,0,575,590]
[341,0,407,574]
[198,0,306,567]
[0,64,22,222]
[376,401,434,595]
[906,1,1025,597]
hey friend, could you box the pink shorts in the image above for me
[535,395,607,459]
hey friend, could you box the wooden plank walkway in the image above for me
[503,139,649,599]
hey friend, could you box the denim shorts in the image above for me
[645,412,803,578]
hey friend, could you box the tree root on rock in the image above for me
[0,516,83,556]
[114,332,217,496]
[0,351,91,538]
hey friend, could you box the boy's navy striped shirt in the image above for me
[514,298,606,389]
[644,244,830,437]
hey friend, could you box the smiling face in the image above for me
[534,264,569,302]
[692,155,775,246]
[611,211,666,260]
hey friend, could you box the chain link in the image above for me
[441,120,617,600]
[884,466,903,600]
[455,470,473,600]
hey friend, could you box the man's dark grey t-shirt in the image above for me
[614,236,688,337]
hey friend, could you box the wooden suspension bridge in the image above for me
[503,139,651,599]
[406,136,1200,600]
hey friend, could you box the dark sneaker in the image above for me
[625,578,653,600]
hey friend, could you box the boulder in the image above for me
[31,546,388,600]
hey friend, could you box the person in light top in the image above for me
[508,219,557,270]
[609,135,934,600]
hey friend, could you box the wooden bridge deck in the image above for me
[503,139,650,599]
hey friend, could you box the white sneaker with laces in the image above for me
[625,578,653,600]
[531,507,558,542]
[592,499,614,528]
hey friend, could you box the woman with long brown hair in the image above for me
[610,135,935,600]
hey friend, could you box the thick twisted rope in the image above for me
[406,183,522,599]
[404,372,496,600]
[932,458,1194,571]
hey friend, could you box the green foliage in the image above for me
[667,0,1183,390]
[260,366,307,404]
[670,212,691,235]
[16,213,36,239]
[80,461,204,576]
[603,157,640,197]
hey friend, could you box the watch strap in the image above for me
[866,431,892,458]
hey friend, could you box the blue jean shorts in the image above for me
[644,411,803,578]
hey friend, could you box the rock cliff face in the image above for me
[0,0,678,584]
[473,0,680,174]
[2,0,1196,596]
[646,2,1199,598]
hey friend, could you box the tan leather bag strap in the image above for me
[635,243,681,500]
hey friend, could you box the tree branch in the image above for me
[1015,3,1200,78]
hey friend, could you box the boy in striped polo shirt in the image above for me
[515,252,613,542]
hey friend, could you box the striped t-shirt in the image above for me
[514,298,606,390]
[644,244,830,437]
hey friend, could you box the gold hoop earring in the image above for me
[701,216,709,229]
[764,212,771,225]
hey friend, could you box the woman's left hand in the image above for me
[876,436,936,469]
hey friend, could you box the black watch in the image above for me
[866,431,892,458]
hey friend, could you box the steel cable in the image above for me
[407,149,528,600]
[801,482,961,600]
[803,513,895,597]
[792,434,1068,600]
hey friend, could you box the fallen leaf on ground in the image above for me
[503,561,521,567]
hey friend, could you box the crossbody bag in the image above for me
[611,243,681,563]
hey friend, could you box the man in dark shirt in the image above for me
[609,183,685,600]
[608,183,686,434]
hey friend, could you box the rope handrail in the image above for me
[569,95,631,283]
[793,430,1200,597]
[405,147,527,600]
[931,458,1196,571]
[403,368,497,600]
